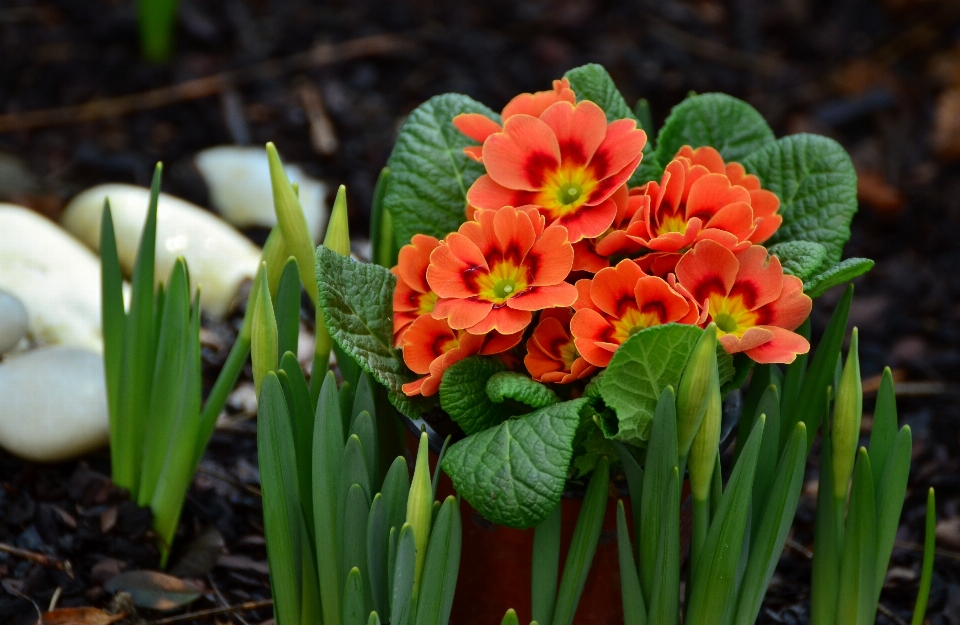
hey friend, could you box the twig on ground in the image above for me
[0,542,74,578]
[0,33,416,133]
[208,573,252,625]
[145,599,273,624]
[877,601,911,625]
[196,465,262,498]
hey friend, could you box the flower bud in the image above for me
[831,328,862,500]
[406,430,433,597]
[677,323,719,461]
[266,142,318,304]
[250,262,278,396]
[324,185,351,257]
[687,355,722,502]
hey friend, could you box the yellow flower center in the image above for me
[610,307,663,344]
[656,213,688,236]
[417,291,438,316]
[536,165,599,217]
[476,261,529,304]
[558,341,580,369]
[708,294,759,338]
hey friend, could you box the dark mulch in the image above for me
[2,0,960,623]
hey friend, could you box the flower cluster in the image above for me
[394,80,812,396]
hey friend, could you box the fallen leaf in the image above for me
[104,570,203,611]
[170,526,225,578]
[218,554,270,575]
[856,170,904,215]
[933,88,960,161]
[100,507,118,534]
[41,607,126,625]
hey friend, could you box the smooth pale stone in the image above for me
[62,184,262,318]
[0,204,108,352]
[195,146,328,242]
[0,346,109,462]
[0,290,28,354]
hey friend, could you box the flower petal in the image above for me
[483,115,561,191]
[553,195,618,242]
[590,259,646,318]
[634,276,691,323]
[685,173,752,222]
[744,326,810,364]
[524,223,574,285]
[433,297,492,331]
[589,119,647,182]
[453,113,502,145]
[402,316,457,374]
[731,245,784,310]
[397,234,439,293]
[508,283,578,311]
[571,308,617,367]
[501,78,577,119]
[467,306,531,335]
[467,174,539,212]
[538,100,608,167]
[718,326,775,354]
[493,205,537,264]
[755,275,811,331]
[675,239,739,306]
[427,233,488,298]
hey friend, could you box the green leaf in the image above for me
[367,494,390,619]
[370,167,397,268]
[100,201,125,430]
[350,411,379,495]
[835,450,877,625]
[257,373,304,625]
[381,457,412,538]
[279,352,316,534]
[552,457,610,625]
[486,372,560,409]
[342,483,371,605]
[767,241,827,281]
[733,423,807,625]
[599,324,732,445]
[532,504,561,625]
[750,384,782,531]
[343,567,367,625]
[912,488,936,625]
[654,93,775,169]
[414,496,462,625]
[501,609,520,625]
[315,246,431,417]
[442,399,588,528]
[869,368,899,488]
[743,134,858,268]
[811,405,841,625]
[385,94,498,246]
[439,356,509,436]
[251,265,278,397]
[686,414,765,625]
[616,501,647,625]
[804,258,874,298]
[873,427,912,608]
[646,468,680,625]
[563,63,658,185]
[391,525,417,625]
[274,257,302,359]
[313,372,344,625]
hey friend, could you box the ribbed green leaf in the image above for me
[686,415,765,625]
[804,258,874,298]
[616,501,647,625]
[415,496,462,625]
[835,449,877,625]
[391,525,416,625]
[314,371,344,625]
[532,504,561,625]
[873,427,912,608]
[767,241,828,281]
[257,373,304,625]
[368,494,390,619]
[733,423,807,625]
[440,356,510,435]
[486,372,560,409]
[639,388,678,600]
[551,457,609,625]
[646,468,680,625]
[274,257,301,359]
[99,201,125,432]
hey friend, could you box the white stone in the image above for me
[0,204,110,352]
[0,290,28,354]
[0,346,109,462]
[62,184,262,319]
[195,146,328,243]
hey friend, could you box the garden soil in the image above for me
[1,0,959,623]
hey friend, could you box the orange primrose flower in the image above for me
[570,184,645,273]
[465,100,647,242]
[674,239,812,364]
[392,234,440,346]
[427,205,578,336]
[401,315,521,397]
[570,259,695,367]
[624,146,781,259]
[453,78,577,162]
[524,308,596,384]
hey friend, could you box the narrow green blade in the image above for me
[339,436,372,583]
[381,457,412,541]
[612,441,643,559]
[368,494,390,618]
[432,435,452,499]
[251,264,279,396]
[784,285,853,451]
[646,468,680,625]
[343,567,367,625]
[551,457,609,625]
[99,201,126,430]
[733,422,807,625]
[353,372,377,427]
[369,167,396,268]
[501,609,521,625]
[314,371,344,625]
[414,496,462,625]
[114,164,162,495]
[391,525,416,625]
[616,501,647,625]
[639,387,678,599]
[834,449,877,625]
[274,257,302,359]
[279,351,316,533]
[343,483,372,614]
[686,415,765,625]
[872,427,912,607]
[869,367,899,489]
[778,319,810,437]
[531,503,561,625]
[350,411,379,494]
[750,384,782,540]
[257,373,304,625]
[912,488,936,625]
[810,409,841,625]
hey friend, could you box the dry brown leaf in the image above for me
[41,607,126,625]
[856,170,904,215]
[932,88,960,161]
[104,570,203,611]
